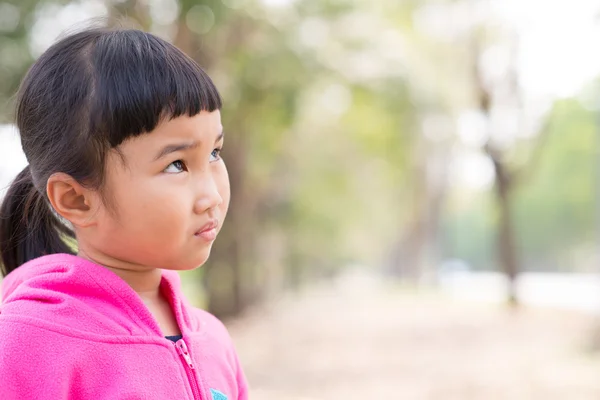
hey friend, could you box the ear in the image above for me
[46,173,99,228]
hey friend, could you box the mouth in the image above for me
[194,219,218,242]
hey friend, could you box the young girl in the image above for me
[0,26,248,400]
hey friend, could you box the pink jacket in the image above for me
[0,253,248,400]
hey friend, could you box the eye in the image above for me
[210,148,222,162]
[164,160,187,174]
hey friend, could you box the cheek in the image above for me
[217,164,231,213]
[107,172,188,233]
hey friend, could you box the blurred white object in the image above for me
[438,259,600,314]
[0,124,27,198]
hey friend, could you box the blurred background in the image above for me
[2,0,600,398]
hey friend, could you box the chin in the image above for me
[166,243,213,271]
[184,249,212,270]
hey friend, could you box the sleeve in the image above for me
[233,349,249,400]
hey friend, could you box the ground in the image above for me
[227,271,600,400]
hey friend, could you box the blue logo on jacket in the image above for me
[210,389,228,400]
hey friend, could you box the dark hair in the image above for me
[0,27,222,276]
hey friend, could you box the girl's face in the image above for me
[84,110,229,271]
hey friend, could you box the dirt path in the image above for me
[227,272,600,400]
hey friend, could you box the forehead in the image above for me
[151,110,223,142]
[117,110,222,154]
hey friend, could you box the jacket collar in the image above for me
[1,253,199,337]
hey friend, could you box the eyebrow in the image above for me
[153,141,199,161]
[153,131,225,162]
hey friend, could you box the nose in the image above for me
[193,170,223,214]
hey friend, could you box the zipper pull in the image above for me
[175,339,195,369]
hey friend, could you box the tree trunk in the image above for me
[387,131,448,285]
[472,34,522,306]
[492,157,519,306]
[387,160,427,281]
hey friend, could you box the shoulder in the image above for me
[0,315,92,356]
[189,307,233,340]
[0,316,82,394]
[185,305,241,361]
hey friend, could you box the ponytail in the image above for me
[0,166,75,276]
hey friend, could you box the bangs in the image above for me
[89,29,222,147]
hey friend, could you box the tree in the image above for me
[470,30,551,305]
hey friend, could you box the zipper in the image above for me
[175,338,203,400]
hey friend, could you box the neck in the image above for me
[77,248,163,299]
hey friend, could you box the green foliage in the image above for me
[514,99,596,268]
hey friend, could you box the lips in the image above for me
[196,220,217,234]
[195,219,218,241]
